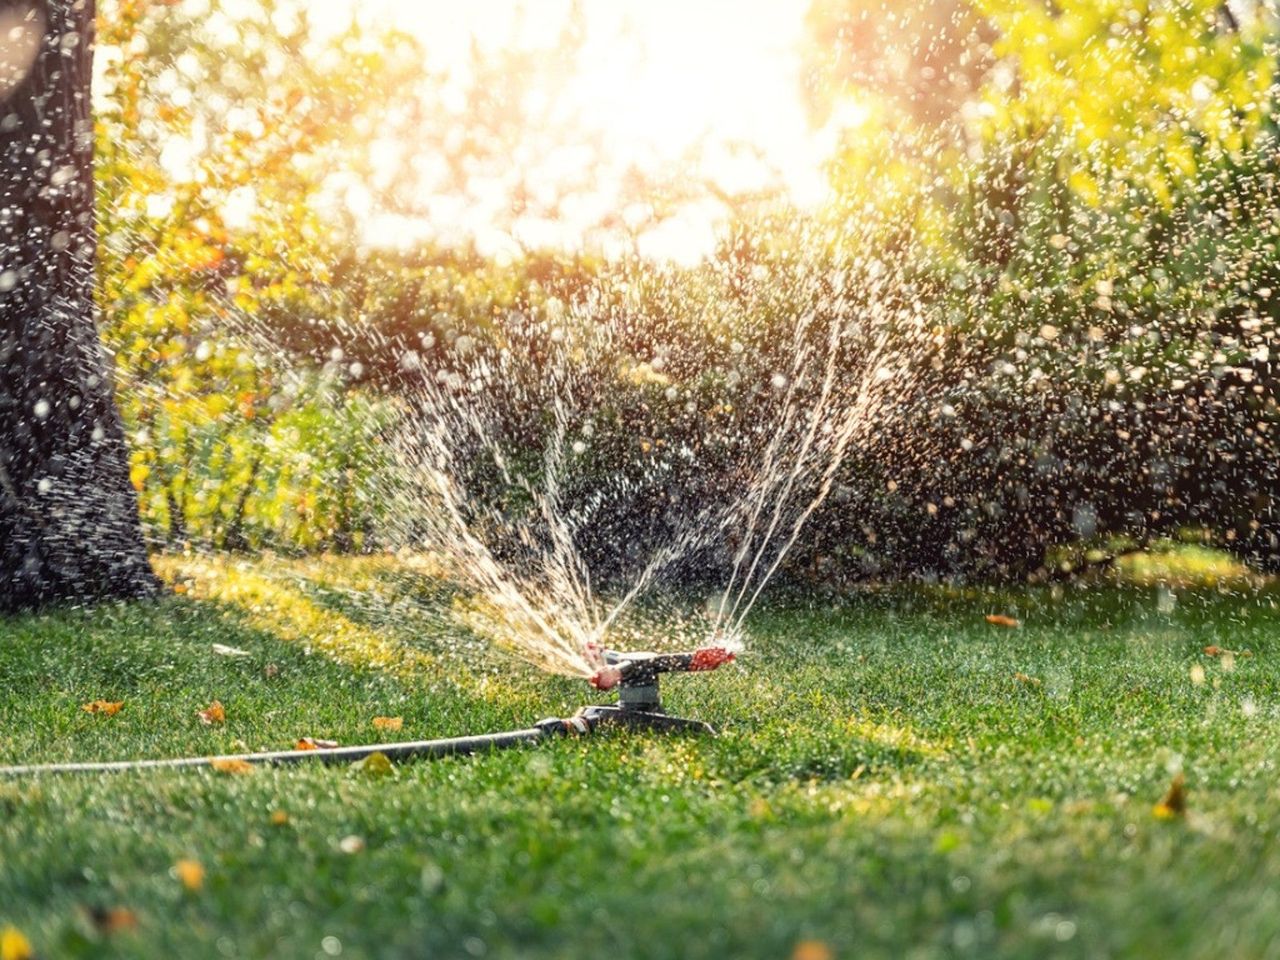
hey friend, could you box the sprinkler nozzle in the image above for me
[585,643,735,691]
[588,665,624,690]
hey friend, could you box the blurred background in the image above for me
[98,0,1280,584]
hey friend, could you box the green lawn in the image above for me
[2,557,1279,959]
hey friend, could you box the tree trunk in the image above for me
[0,0,158,611]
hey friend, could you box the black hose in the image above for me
[0,716,592,777]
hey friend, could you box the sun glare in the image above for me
[311,0,835,262]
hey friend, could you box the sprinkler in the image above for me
[0,645,735,777]
[579,645,735,734]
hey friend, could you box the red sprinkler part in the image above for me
[689,647,735,671]
[589,665,624,690]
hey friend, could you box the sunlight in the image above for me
[309,0,833,260]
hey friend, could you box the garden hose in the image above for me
[0,646,734,776]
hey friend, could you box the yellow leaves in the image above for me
[1153,772,1186,820]
[270,809,290,826]
[82,700,124,716]
[1013,672,1041,687]
[371,716,403,732]
[197,700,225,725]
[128,463,150,492]
[0,927,33,960]
[209,758,254,775]
[791,941,835,960]
[1068,169,1100,208]
[1203,645,1250,659]
[295,738,338,751]
[89,906,139,933]
[985,614,1021,628]
[174,859,205,891]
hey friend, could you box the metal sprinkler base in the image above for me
[573,704,717,736]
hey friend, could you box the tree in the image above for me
[0,0,157,611]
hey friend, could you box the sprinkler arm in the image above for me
[587,645,735,691]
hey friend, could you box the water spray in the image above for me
[0,646,734,777]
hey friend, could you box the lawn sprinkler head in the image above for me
[579,644,734,734]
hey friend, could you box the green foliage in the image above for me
[794,0,1280,578]
[95,0,420,551]
[92,0,1280,576]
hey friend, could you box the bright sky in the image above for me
[308,0,843,262]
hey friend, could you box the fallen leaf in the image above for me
[87,906,139,933]
[197,700,225,725]
[209,758,254,775]
[791,941,835,960]
[351,751,394,777]
[270,810,289,826]
[986,614,1021,628]
[211,643,250,658]
[295,738,338,751]
[371,716,403,732]
[263,664,280,679]
[0,926,33,960]
[1153,771,1186,820]
[1013,672,1042,687]
[174,859,205,891]
[339,834,365,854]
[81,700,123,716]
[173,583,188,594]
[1203,645,1227,657]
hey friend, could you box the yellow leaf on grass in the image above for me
[791,941,835,960]
[82,700,124,716]
[197,700,226,725]
[985,614,1021,628]
[270,810,289,826]
[1013,672,1042,687]
[295,738,338,751]
[1,926,33,960]
[174,859,205,891]
[209,758,254,775]
[372,716,403,732]
[1153,772,1186,820]
[89,906,139,933]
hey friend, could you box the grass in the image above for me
[2,555,1280,959]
